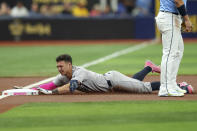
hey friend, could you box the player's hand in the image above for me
[183,19,193,32]
[37,87,52,95]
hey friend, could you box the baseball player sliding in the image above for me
[156,0,193,96]
[32,54,193,95]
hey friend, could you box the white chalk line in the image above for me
[0,95,8,100]
[0,40,156,100]
[81,42,149,68]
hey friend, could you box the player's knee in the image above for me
[170,51,182,59]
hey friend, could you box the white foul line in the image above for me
[0,40,155,100]
[0,95,8,100]
[81,42,151,68]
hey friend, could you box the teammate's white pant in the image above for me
[156,12,184,94]
[104,71,152,93]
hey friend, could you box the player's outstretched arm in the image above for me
[39,82,83,95]
[38,83,70,95]
[52,83,70,94]
[52,82,83,94]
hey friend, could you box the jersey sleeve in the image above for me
[53,74,69,87]
[71,68,86,83]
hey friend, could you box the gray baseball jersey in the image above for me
[53,66,152,93]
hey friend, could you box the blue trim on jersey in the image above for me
[160,0,187,14]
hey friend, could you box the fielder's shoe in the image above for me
[144,60,161,73]
[175,85,187,94]
[158,90,184,97]
[178,82,194,94]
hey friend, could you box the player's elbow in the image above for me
[174,0,184,7]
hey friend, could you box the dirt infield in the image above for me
[0,75,197,114]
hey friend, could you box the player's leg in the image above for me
[151,81,161,91]
[160,29,178,91]
[132,66,152,81]
[169,30,187,94]
[172,33,184,78]
[159,31,181,95]
[132,61,160,81]
[156,12,184,96]
[178,34,184,62]
[107,71,152,93]
[159,14,184,96]
[160,28,175,93]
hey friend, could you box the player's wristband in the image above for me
[177,5,187,16]
[70,80,79,93]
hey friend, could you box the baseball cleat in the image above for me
[176,86,187,94]
[158,89,184,97]
[144,60,161,73]
[158,91,184,97]
[178,82,194,94]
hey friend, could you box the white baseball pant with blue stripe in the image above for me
[155,11,183,94]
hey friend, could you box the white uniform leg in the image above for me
[156,12,183,95]
[171,32,184,81]
[178,35,184,64]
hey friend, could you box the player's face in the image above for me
[56,61,72,76]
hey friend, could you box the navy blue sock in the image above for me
[132,66,152,81]
[150,82,181,91]
[151,81,161,91]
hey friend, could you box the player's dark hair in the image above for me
[56,54,72,64]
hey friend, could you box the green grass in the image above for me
[0,43,197,76]
[0,44,131,76]
[0,101,197,131]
